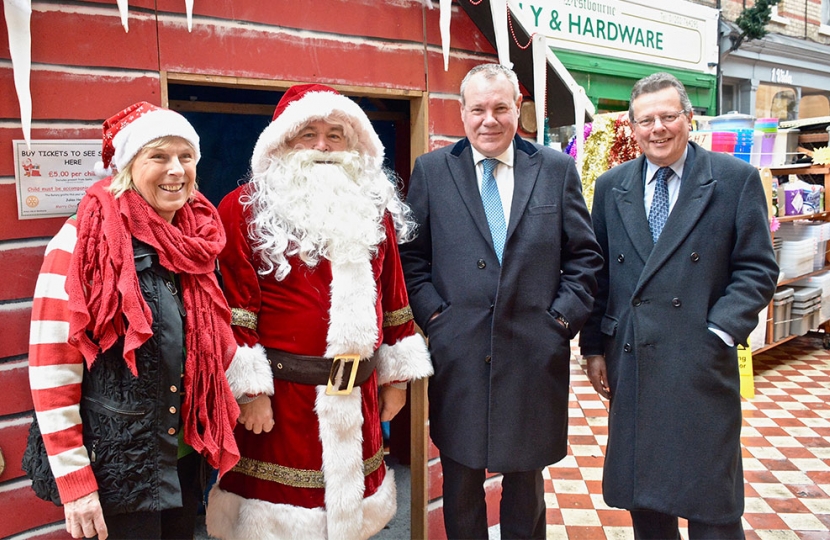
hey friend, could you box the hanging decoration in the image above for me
[489,0,511,68]
[531,34,546,146]
[608,114,641,168]
[116,0,129,31]
[580,114,616,210]
[4,0,32,147]
[2,1,197,148]
[440,0,452,70]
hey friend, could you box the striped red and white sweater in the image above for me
[28,217,97,504]
[28,217,274,505]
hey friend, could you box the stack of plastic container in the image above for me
[777,237,817,280]
[789,286,822,336]
[711,131,737,154]
[791,271,830,323]
[755,118,779,167]
[773,286,794,341]
[775,221,830,271]
[733,129,754,162]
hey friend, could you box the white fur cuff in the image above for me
[376,334,432,386]
[224,344,274,399]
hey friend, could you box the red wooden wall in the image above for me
[0,0,499,536]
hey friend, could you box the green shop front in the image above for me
[509,0,720,118]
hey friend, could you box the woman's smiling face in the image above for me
[130,137,197,222]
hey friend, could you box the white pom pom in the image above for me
[94,161,112,179]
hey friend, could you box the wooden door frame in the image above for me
[161,71,430,539]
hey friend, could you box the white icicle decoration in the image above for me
[440,0,451,71]
[489,0,511,68]
[4,0,32,147]
[185,0,193,31]
[116,0,129,32]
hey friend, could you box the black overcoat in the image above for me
[580,143,779,523]
[400,136,602,471]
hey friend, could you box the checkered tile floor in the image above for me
[516,334,830,540]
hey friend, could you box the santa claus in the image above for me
[206,84,432,540]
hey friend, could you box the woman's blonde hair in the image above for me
[108,136,198,198]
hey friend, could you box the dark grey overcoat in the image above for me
[400,136,602,471]
[579,142,779,523]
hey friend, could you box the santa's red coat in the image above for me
[206,184,431,540]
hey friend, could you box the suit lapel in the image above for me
[447,143,494,249]
[636,144,716,291]
[506,137,538,242]
[613,155,653,263]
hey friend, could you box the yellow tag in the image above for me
[737,340,755,400]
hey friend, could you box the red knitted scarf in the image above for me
[66,179,239,475]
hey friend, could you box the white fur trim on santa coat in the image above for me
[224,343,274,399]
[251,91,384,175]
[206,465,396,540]
[376,333,433,386]
[325,258,378,360]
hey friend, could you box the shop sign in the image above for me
[511,0,719,74]
[13,140,101,220]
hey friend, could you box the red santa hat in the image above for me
[95,101,201,177]
[250,84,383,175]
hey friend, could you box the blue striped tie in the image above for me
[648,166,673,243]
[480,158,507,263]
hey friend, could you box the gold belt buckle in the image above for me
[326,354,361,395]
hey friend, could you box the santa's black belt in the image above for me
[266,348,378,395]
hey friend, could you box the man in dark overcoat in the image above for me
[579,72,779,539]
[400,63,603,539]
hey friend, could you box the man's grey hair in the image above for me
[460,64,521,106]
[629,72,693,122]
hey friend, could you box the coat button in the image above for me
[672,297,682,307]
[484,355,491,364]
[632,297,642,307]
[170,385,177,393]
[477,259,486,269]
[168,428,176,435]
[617,254,625,263]
[690,252,700,262]
[623,343,632,353]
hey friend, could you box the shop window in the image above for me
[799,95,830,119]
[756,84,797,121]
[822,0,830,35]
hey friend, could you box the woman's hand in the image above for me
[64,491,108,540]
[378,385,407,422]
[238,394,275,434]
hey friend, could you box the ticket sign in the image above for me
[13,140,101,220]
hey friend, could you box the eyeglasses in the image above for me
[632,110,688,129]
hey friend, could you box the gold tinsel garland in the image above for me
[580,115,617,210]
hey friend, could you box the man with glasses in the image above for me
[580,72,778,539]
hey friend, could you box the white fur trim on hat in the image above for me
[111,108,201,172]
[251,91,383,175]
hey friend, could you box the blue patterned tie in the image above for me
[480,158,507,263]
[648,166,673,243]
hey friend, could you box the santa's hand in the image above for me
[378,385,407,422]
[65,491,108,540]
[238,394,275,434]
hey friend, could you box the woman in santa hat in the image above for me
[26,102,254,539]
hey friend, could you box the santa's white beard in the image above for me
[246,149,394,279]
